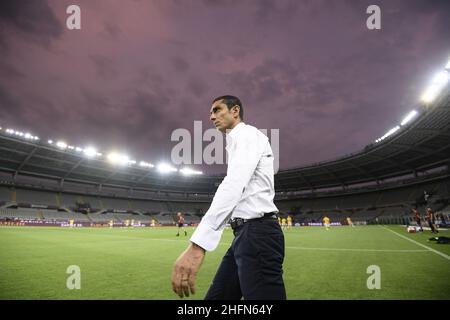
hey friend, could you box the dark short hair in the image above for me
[212,95,244,121]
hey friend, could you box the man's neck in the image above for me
[230,120,241,129]
[225,120,242,134]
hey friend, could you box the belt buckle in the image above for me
[231,218,244,230]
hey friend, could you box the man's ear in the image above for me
[232,105,240,118]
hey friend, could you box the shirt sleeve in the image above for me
[190,129,266,251]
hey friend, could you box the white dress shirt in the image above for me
[190,122,278,251]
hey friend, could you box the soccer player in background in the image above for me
[323,215,330,230]
[281,216,287,230]
[426,208,438,234]
[412,208,423,232]
[287,215,293,229]
[346,216,355,227]
[176,212,187,237]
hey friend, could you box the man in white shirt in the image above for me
[171,95,286,299]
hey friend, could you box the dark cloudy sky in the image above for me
[0,0,449,175]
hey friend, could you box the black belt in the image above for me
[229,212,278,230]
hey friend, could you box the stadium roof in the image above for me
[1,85,449,194]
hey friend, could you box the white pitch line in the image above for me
[123,238,427,253]
[285,246,427,253]
[380,226,450,261]
[110,237,429,253]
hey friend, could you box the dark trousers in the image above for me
[428,220,437,233]
[204,218,286,300]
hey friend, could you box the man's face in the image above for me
[209,100,240,133]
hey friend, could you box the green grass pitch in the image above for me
[0,225,449,299]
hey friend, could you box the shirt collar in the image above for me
[227,122,245,139]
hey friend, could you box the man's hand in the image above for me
[172,242,205,298]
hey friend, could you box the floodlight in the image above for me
[432,71,449,85]
[446,58,450,70]
[400,110,418,126]
[421,85,440,103]
[180,168,203,175]
[157,163,177,173]
[107,152,129,165]
[380,126,400,140]
[56,141,68,149]
[83,147,97,158]
[139,161,155,168]
[421,71,450,103]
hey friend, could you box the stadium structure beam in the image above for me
[412,128,450,137]
[0,145,32,157]
[0,155,21,166]
[0,134,39,148]
[347,162,379,180]
[389,121,450,165]
[7,170,63,182]
[18,151,165,186]
[405,143,450,165]
[0,166,15,174]
[389,142,434,154]
[286,172,314,190]
[0,139,169,186]
[135,170,155,183]
[322,167,346,187]
[63,158,85,179]
[14,147,38,176]
[0,144,86,170]
[366,154,414,172]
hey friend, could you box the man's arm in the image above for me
[171,242,205,298]
[171,129,266,298]
[190,130,267,251]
